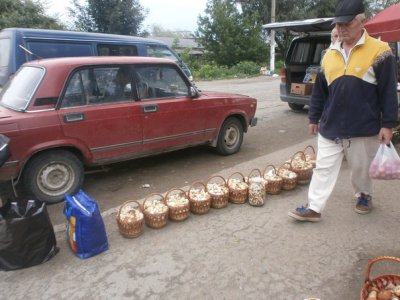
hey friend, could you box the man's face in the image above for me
[336,18,364,45]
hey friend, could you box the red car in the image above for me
[0,56,257,203]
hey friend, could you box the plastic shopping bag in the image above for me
[0,200,59,271]
[64,190,108,259]
[369,142,400,180]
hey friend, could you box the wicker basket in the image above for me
[263,164,283,195]
[289,151,314,184]
[206,175,229,209]
[143,193,169,229]
[116,200,144,238]
[227,172,248,204]
[247,168,266,207]
[360,256,400,300]
[188,181,211,215]
[304,145,317,168]
[278,163,298,190]
[165,188,190,221]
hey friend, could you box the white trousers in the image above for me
[308,134,380,213]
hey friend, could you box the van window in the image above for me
[312,42,330,64]
[26,41,93,59]
[146,44,179,63]
[290,42,311,64]
[0,66,44,111]
[0,38,10,67]
[97,44,138,56]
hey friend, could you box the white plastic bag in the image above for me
[369,142,400,180]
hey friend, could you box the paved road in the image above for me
[45,76,311,226]
[2,76,400,299]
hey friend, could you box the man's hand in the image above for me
[378,127,393,144]
[309,124,319,135]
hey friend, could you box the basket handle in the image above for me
[364,256,400,283]
[304,145,316,155]
[206,175,227,187]
[263,164,277,177]
[188,180,207,193]
[228,172,245,182]
[165,188,188,201]
[117,200,142,218]
[247,168,262,182]
[290,151,306,168]
[143,193,166,208]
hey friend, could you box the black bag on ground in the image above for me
[0,200,59,271]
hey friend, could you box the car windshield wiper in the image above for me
[18,45,43,60]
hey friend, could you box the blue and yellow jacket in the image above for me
[309,30,398,140]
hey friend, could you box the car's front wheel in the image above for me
[216,117,244,155]
[288,103,305,111]
[23,150,84,203]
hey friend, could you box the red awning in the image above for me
[365,4,400,42]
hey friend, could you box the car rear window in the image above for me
[0,66,44,111]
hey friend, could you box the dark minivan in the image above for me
[0,28,193,89]
[263,18,334,111]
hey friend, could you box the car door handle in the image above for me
[142,104,158,113]
[64,112,85,123]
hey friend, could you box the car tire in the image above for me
[216,117,244,156]
[23,150,84,203]
[288,103,305,111]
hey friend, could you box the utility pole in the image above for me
[270,0,276,73]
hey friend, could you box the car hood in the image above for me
[199,90,251,99]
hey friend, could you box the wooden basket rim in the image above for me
[206,175,227,186]
[117,200,143,220]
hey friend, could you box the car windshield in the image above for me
[0,66,44,111]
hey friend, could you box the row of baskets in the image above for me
[116,145,317,238]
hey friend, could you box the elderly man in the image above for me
[289,0,398,222]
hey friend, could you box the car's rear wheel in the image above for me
[23,150,84,203]
[288,103,305,111]
[216,117,244,155]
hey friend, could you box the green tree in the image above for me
[172,37,180,50]
[69,0,148,36]
[0,0,64,30]
[196,0,268,67]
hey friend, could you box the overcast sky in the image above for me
[46,0,208,32]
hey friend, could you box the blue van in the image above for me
[0,28,193,88]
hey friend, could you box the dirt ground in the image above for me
[1,76,400,299]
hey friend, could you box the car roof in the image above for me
[263,18,334,33]
[2,27,167,45]
[23,56,176,69]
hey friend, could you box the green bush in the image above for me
[230,61,260,76]
[274,60,285,75]
[192,61,261,80]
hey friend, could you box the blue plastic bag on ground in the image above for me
[64,190,108,259]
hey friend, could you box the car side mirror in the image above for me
[190,86,200,98]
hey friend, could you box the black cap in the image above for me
[332,0,365,24]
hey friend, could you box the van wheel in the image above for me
[23,150,84,203]
[288,103,305,111]
[216,117,243,156]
